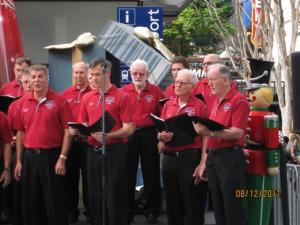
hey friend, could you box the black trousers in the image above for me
[127,127,161,216]
[162,150,207,225]
[12,150,22,225]
[206,146,247,225]
[66,139,89,216]
[87,143,128,225]
[21,148,68,225]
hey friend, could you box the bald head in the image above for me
[72,61,88,89]
[203,54,222,75]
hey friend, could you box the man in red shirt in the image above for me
[75,58,133,225]
[0,112,12,188]
[6,68,32,225]
[0,57,31,97]
[121,59,164,224]
[164,56,190,98]
[14,64,74,225]
[7,68,32,131]
[158,69,208,225]
[194,54,237,113]
[61,61,90,223]
[193,64,250,225]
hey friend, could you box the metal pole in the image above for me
[101,61,107,225]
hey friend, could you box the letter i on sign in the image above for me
[125,11,129,24]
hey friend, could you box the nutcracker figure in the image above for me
[244,59,280,225]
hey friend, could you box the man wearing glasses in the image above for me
[158,69,208,225]
[194,54,237,112]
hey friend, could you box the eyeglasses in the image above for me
[175,80,192,86]
[202,61,216,66]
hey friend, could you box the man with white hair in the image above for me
[121,59,164,224]
[158,69,208,225]
[194,54,237,113]
[193,64,250,225]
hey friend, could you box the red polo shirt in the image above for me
[15,89,74,149]
[61,85,91,120]
[193,77,238,113]
[164,83,175,98]
[0,112,13,155]
[207,88,250,149]
[0,111,12,144]
[78,85,132,146]
[7,98,20,132]
[161,95,207,152]
[0,80,24,97]
[121,82,164,128]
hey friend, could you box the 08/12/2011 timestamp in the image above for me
[235,189,281,198]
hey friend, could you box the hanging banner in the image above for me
[250,0,262,48]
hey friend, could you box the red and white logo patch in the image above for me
[185,107,196,116]
[45,100,56,109]
[144,95,154,103]
[223,103,231,112]
[105,96,116,105]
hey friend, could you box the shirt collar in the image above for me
[92,84,117,96]
[171,95,196,107]
[12,80,21,87]
[128,82,150,93]
[28,88,54,101]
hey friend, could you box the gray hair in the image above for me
[208,63,232,79]
[29,64,48,77]
[177,69,198,85]
[130,59,149,72]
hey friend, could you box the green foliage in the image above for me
[163,0,235,56]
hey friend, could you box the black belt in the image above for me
[135,126,155,132]
[163,149,200,157]
[206,146,241,155]
[87,143,122,153]
[26,147,60,155]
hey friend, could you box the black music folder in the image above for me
[0,95,20,114]
[68,111,116,135]
[150,113,198,147]
[190,116,225,131]
[195,93,205,102]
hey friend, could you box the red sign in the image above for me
[250,0,262,48]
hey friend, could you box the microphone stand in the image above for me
[101,63,106,225]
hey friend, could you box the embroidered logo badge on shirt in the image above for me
[45,100,56,109]
[223,103,231,112]
[185,107,196,116]
[105,96,116,105]
[22,108,29,113]
[144,95,154,103]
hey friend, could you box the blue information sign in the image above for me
[118,6,163,39]
[117,6,164,86]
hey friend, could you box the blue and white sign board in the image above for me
[117,6,163,86]
[118,7,163,39]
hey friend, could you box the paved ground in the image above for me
[72,210,216,225]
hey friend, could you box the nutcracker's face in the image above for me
[246,87,273,108]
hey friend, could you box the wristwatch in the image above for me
[59,154,67,160]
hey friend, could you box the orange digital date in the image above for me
[235,189,281,198]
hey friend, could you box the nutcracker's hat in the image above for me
[245,58,274,90]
